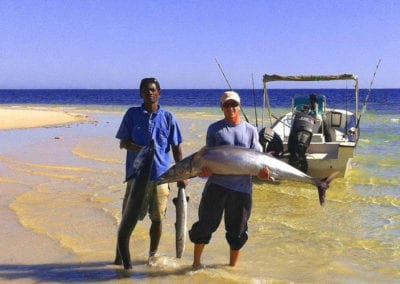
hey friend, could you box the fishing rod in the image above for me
[344,81,349,139]
[214,58,250,123]
[252,73,259,127]
[215,58,233,90]
[356,59,382,129]
[262,80,273,127]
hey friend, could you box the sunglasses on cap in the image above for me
[223,101,239,108]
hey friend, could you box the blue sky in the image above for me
[1,1,398,89]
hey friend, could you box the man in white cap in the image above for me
[189,90,271,268]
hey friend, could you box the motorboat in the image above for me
[259,74,360,178]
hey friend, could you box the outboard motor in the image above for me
[259,127,283,157]
[288,111,314,173]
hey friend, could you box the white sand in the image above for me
[0,107,91,130]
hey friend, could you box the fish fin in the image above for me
[316,171,340,206]
[172,197,178,206]
[186,196,190,203]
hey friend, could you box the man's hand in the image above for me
[119,140,142,152]
[198,166,213,177]
[258,166,273,181]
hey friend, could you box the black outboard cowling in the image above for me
[259,127,283,157]
[288,111,314,173]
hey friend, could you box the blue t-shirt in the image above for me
[116,104,183,181]
[206,119,262,194]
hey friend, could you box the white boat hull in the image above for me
[278,142,356,178]
[270,110,358,179]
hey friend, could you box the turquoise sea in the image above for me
[0,89,399,283]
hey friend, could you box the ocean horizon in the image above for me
[0,89,399,115]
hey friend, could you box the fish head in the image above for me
[126,142,155,181]
[158,152,200,184]
[132,142,155,172]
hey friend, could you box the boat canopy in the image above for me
[263,74,358,83]
[261,73,360,129]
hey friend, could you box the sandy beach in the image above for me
[0,106,92,130]
[0,105,210,283]
[1,105,399,283]
[0,106,96,263]
[0,106,99,283]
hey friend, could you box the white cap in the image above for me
[220,91,241,104]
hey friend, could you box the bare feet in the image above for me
[148,252,157,266]
[192,263,206,270]
[147,258,155,266]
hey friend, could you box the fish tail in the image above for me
[316,171,340,206]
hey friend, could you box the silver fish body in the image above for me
[159,145,338,206]
[172,186,188,258]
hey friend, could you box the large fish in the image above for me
[114,142,155,270]
[172,186,189,258]
[158,145,338,206]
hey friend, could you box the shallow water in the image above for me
[0,105,399,283]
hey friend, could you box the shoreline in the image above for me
[0,106,93,130]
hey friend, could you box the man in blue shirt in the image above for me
[116,78,187,263]
[189,91,271,268]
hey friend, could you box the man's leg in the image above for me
[225,190,251,267]
[193,243,206,268]
[148,183,169,259]
[229,249,240,266]
[189,183,226,268]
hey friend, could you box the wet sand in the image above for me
[0,106,208,283]
[0,106,100,283]
[0,105,92,261]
